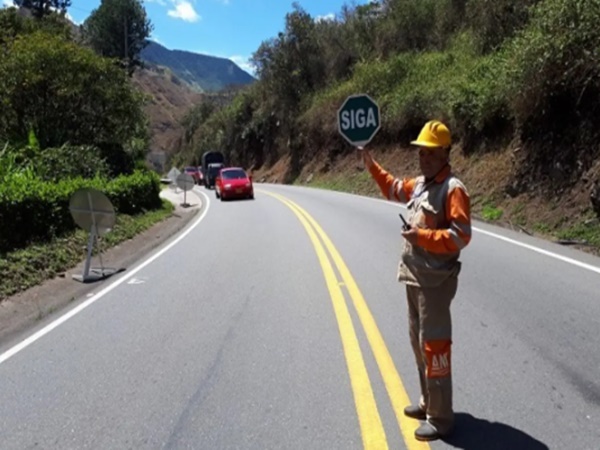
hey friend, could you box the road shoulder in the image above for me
[0,187,203,346]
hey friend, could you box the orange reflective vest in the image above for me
[369,162,472,287]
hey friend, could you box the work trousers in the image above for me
[406,275,457,434]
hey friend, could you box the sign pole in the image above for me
[82,230,95,281]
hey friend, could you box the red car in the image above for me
[215,167,254,201]
[184,166,201,184]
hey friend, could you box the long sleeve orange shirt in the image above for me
[369,162,471,254]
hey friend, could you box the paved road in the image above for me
[1,183,599,449]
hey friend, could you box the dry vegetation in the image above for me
[133,65,203,157]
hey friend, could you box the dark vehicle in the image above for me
[201,151,225,187]
[206,162,225,188]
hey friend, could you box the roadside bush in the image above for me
[0,170,162,253]
[300,55,416,145]
[0,142,28,181]
[299,32,512,153]
[504,0,600,134]
[502,0,600,183]
[103,169,162,215]
[466,0,540,53]
[32,144,111,181]
[96,142,137,177]
[375,0,459,55]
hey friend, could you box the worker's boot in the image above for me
[403,404,426,420]
[415,421,453,442]
[415,422,441,441]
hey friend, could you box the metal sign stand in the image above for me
[69,188,120,283]
[73,225,117,283]
[176,173,195,208]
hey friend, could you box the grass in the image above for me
[481,203,503,221]
[0,200,174,301]
[294,170,381,198]
[510,202,526,226]
[556,218,600,247]
[532,222,553,234]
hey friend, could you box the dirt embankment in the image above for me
[133,66,203,159]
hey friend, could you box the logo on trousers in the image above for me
[429,352,450,378]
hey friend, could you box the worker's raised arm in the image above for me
[359,147,415,203]
[369,164,415,204]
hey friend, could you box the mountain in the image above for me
[140,41,255,93]
[133,42,255,169]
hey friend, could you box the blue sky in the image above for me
[2,0,369,75]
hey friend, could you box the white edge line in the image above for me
[0,190,211,366]
[262,183,600,275]
[472,226,600,275]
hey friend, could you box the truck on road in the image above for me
[201,151,225,188]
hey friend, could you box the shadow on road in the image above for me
[443,413,550,450]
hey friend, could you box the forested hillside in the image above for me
[175,0,600,251]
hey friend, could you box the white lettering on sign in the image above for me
[340,108,378,130]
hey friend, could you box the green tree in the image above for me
[181,100,217,149]
[0,6,72,49]
[309,17,359,85]
[0,31,147,150]
[83,0,153,75]
[251,4,324,121]
[466,0,540,53]
[13,0,71,19]
[504,0,600,152]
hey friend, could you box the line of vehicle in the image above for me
[264,190,429,450]
[0,190,211,366]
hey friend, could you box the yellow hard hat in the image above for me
[410,120,451,148]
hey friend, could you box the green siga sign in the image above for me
[337,94,380,147]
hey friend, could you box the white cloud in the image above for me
[315,13,335,22]
[2,0,15,7]
[167,0,200,22]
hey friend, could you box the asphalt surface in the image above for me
[0,183,599,449]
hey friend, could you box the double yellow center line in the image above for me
[263,191,429,450]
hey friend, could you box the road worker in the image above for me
[360,120,472,441]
